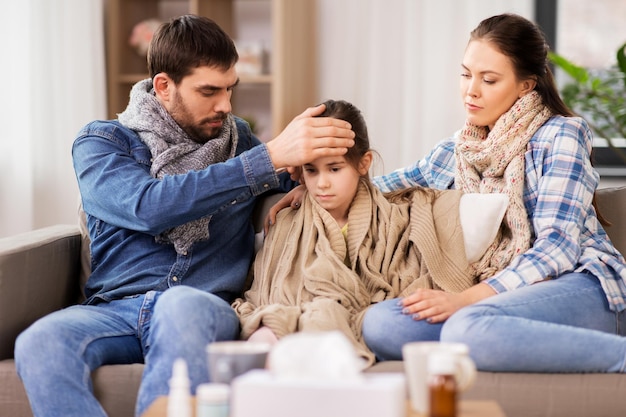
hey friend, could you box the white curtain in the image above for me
[0,0,535,238]
[0,0,106,238]
[316,0,534,175]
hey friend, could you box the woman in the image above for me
[361,13,626,372]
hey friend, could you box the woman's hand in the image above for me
[264,185,306,233]
[400,289,466,323]
[286,166,302,182]
[400,283,497,323]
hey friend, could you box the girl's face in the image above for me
[460,39,535,130]
[302,152,372,226]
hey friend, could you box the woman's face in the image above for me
[460,39,532,130]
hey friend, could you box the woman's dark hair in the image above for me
[470,13,573,117]
[147,15,238,84]
[471,14,610,226]
[317,99,371,171]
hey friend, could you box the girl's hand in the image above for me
[247,326,279,345]
[264,185,306,233]
[400,283,496,323]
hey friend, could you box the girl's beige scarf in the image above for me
[455,91,552,279]
[232,180,473,366]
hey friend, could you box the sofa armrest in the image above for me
[596,186,626,257]
[0,225,82,360]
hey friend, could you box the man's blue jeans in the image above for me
[362,272,626,372]
[15,286,239,417]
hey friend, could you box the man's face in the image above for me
[166,65,239,144]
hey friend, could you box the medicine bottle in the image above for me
[196,383,230,417]
[168,359,192,417]
[428,352,457,417]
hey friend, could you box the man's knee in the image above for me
[155,286,228,318]
[14,327,36,371]
[156,286,206,312]
[15,320,65,377]
[152,286,238,341]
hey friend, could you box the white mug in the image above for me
[402,341,477,414]
[206,341,271,384]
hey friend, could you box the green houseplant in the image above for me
[549,42,626,163]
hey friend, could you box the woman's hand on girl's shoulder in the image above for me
[264,185,306,233]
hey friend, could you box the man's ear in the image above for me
[152,73,171,102]
[358,151,373,176]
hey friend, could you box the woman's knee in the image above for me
[440,304,493,346]
[362,300,399,346]
[362,299,443,361]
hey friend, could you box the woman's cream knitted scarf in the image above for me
[455,91,552,279]
[118,79,238,254]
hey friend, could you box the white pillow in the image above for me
[459,193,509,263]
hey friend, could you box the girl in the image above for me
[362,14,626,372]
[232,100,476,366]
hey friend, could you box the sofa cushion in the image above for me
[0,359,145,417]
[92,364,144,416]
[0,359,30,417]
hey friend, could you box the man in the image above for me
[15,15,354,417]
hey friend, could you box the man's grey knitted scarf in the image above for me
[118,78,238,254]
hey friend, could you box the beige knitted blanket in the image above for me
[231,180,473,366]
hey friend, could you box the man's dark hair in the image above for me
[147,14,239,84]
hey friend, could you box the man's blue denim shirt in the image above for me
[72,117,294,305]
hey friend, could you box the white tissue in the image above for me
[267,331,365,382]
[231,331,405,417]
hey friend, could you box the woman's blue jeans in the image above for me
[362,272,626,372]
[14,286,240,417]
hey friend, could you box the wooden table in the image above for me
[142,396,506,417]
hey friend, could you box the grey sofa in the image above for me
[2,186,626,417]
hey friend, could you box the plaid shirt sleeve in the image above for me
[373,137,458,191]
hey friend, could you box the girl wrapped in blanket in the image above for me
[232,99,480,366]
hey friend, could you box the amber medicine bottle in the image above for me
[428,352,457,417]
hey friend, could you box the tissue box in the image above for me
[231,370,406,417]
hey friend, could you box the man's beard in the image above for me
[170,94,226,144]
[184,116,226,144]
